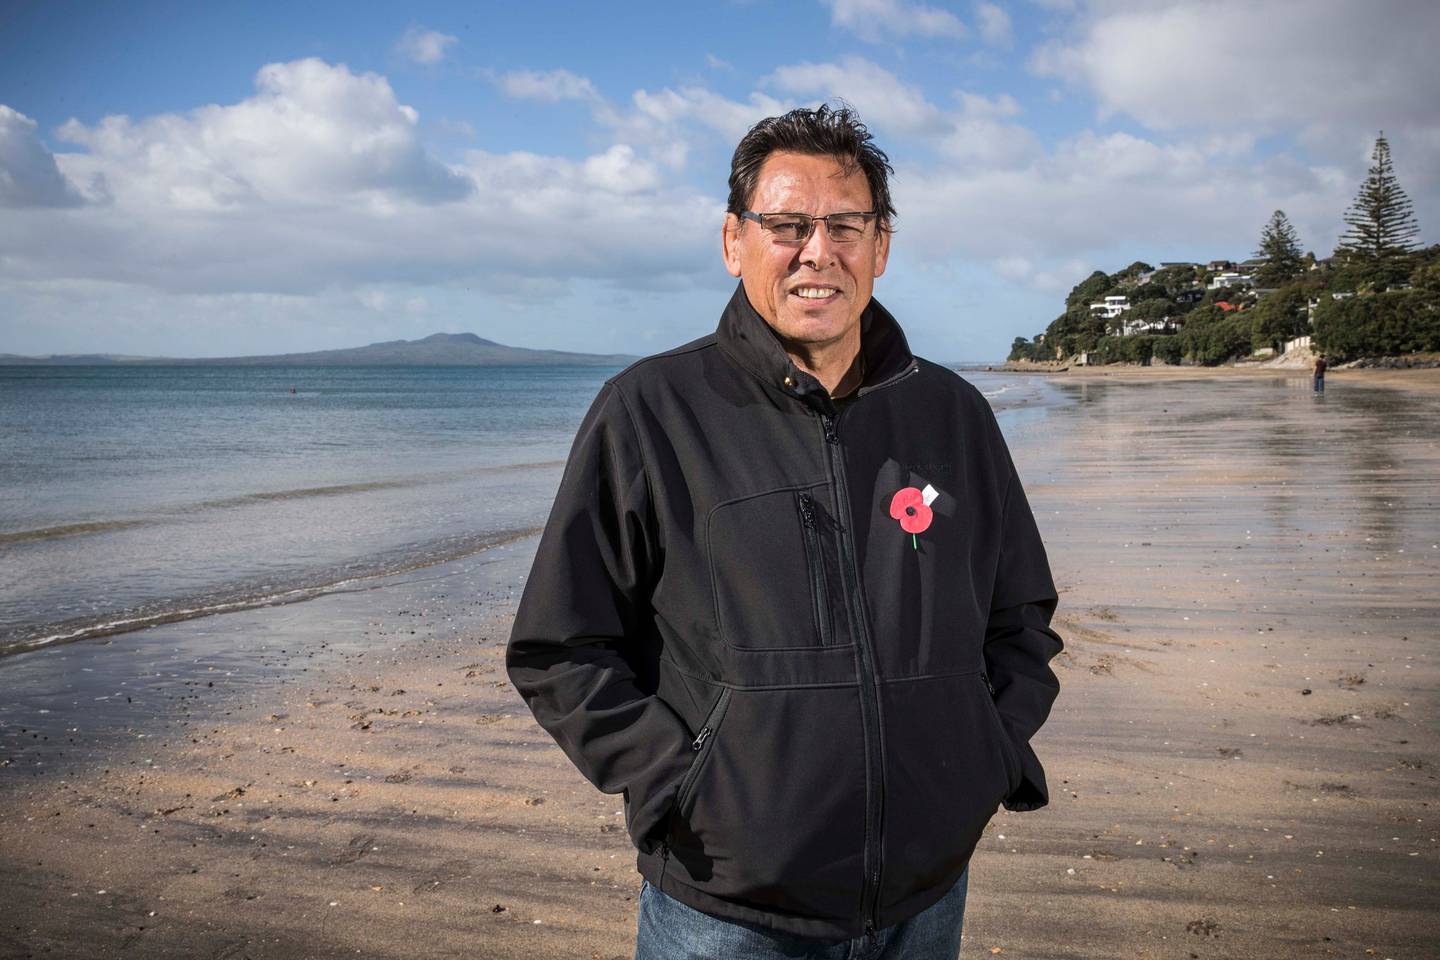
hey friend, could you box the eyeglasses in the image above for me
[739,210,877,244]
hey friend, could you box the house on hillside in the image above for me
[1120,314,1180,336]
[1175,288,1205,304]
[1088,295,1131,319]
[1207,260,1236,272]
[1208,271,1256,290]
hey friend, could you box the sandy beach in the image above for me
[2,367,1437,960]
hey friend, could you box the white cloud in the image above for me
[595,83,789,170]
[396,27,458,65]
[0,58,722,305]
[626,86,788,143]
[937,93,1041,168]
[1031,0,1440,140]
[954,91,1020,119]
[823,0,967,42]
[975,3,1013,47]
[500,68,600,103]
[894,128,1351,274]
[581,144,661,194]
[766,58,940,134]
[0,106,91,207]
[493,66,789,170]
[56,58,470,208]
[760,59,1040,169]
[1025,0,1439,253]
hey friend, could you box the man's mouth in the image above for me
[790,286,840,301]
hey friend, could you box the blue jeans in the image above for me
[635,864,969,960]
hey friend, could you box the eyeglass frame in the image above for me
[738,210,880,244]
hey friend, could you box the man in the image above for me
[507,105,1063,959]
[1313,354,1327,393]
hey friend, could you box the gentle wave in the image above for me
[0,524,543,659]
[0,460,565,546]
[0,518,153,546]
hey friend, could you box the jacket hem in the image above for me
[636,850,860,943]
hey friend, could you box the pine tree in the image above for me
[1334,132,1421,259]
[1254,210,1303,286]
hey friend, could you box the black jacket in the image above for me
[507,283,1063,940]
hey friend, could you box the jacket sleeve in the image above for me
[505,382,695,853]
[984,438,1065,813]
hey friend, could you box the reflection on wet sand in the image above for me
[983,370,1439,959]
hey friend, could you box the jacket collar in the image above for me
[715,280,916,413]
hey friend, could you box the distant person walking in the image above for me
[1313,355,1327,393]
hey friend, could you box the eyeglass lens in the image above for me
[762,213,871,243]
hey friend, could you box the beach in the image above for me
[2,366,1437,959]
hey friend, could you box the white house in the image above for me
[1088,295,1131,319]
[1121,315,1177,336]
[1208,271,1256,290]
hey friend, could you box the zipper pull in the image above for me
[691,726,712,751]
[821,416,838,444]
[982,672,996,697]
[798,492,816,526]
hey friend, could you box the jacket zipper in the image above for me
[672,686,733,818]
[980,670,1018,789]
[819,360,918,938]
[796,491,834,646]
[821,410,884,937]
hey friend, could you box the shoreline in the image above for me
[1008,361,1440,395]
[3,373,1437,958]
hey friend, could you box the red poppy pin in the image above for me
[889,484,939,549]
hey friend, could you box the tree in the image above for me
[1126,298,1175,332]
[1248,283,1310,353]
[1114,261,1154,284]
[1065,270,1112,310]
[1254,210,1304,287]
[1179,305,1251,364]
[1313,291,1440,358]
[1334,133,1422,260]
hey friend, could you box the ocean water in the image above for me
[0,363,1047,660]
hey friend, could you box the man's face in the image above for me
[722,151,890,353]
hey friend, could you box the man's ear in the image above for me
[722,213,743,278]
[873,223,891,279]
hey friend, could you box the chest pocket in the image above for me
[707,484,849,650]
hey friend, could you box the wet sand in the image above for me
[2,370,1437,959]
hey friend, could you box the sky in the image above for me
[2,0,1437,362]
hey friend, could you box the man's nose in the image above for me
[798,219,839,269]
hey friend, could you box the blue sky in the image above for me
[2,0,1436,361]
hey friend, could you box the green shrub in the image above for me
[1312,291,1440,358]
[1179,305,1252,364]
[1249,284,1311,352]
[1152,336,1184,364]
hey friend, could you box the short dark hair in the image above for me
[727,103,896,230]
